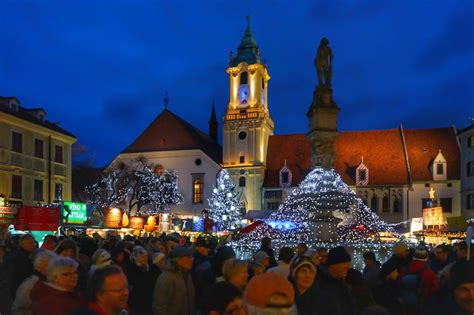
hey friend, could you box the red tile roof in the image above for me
[403,127,460,181]
[122,109,222,163]
[264,127,460,187]
[263,134,312,187]
[334,129,409,185]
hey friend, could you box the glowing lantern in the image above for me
[144,215,157,232]
[122,212,129,227]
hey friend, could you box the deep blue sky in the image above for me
[1,1,473,167]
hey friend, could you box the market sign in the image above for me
[62,202,87,225]
[422,207,445,228]
[447,216,468,232]
[129,217,145,230]
[103,208,122,229]
[15,206,60,231]
[0,207,16,225]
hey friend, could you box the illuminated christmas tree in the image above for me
[208,169,242,231]
[231,167,397,255]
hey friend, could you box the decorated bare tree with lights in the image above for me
[86,157,183,216]
[85,161,129,216]
[208,169,242,231]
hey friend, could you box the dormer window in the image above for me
[37,112,45,122]
[10,101,18,112]
[279,160,292,188]
[356,158,369,186]
[432,150,447,181]
[468,136,474,148]
[436,163,444,175]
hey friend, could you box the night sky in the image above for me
[1,1,473,167]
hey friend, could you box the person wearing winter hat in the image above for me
[244,272,297,315]
[316,246,355,315]
[380,241,411,281]
[125,245,154,315]
[192,237,215,312]
[153,246,195,315]
[448,260,474,314]
[150,252,166,285]
[164,232,181,254]
[288,255,332,315]
[401,244,439,309]
[88,249,112,275]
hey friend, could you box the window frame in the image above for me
[34,179,43,201]
[11,175,22,199]
[34,138,44,158]
[440,197,452,213]
[192,178,203,204]
[467,193,474,209]
[11,131,23,153]
[55,145,63,163]
[239,176,246,187]
[436,163,444,175]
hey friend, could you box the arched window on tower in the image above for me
[193,179,203,204]
[239,176,246,187]
[239,72,249,106]
[240,72,248,84]
[371,196,378,212]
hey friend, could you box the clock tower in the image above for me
[223,17,274,212]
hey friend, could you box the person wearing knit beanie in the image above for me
[289,256,317,294]
[326,246,352,280]
[89,249,112,275]
[449,260,474,313]
[317,246,355,314]
[412,245,429,262]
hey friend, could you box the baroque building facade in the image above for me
[0,96,76,207]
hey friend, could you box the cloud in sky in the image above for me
[0,1,472,166]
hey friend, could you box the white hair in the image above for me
[33,250,57,271]
[46,256,78,282]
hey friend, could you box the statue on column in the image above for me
[314,37,333,87]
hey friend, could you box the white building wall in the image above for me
[112,150,221,217]
[459,127,474,218]
[408,181,461,219]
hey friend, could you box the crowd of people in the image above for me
[0,232,472,315]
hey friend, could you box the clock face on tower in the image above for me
[238,84,249,108]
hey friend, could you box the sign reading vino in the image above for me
[62,202,87,224]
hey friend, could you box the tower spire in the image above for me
[208,102,218,141]
[230,16,261,66]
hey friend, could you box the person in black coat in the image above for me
[289,255,332,315]
[257,237,278,268]
[4,234,36,299]
[125,246,154,315]
[191,237,216,312]
[379,242,411,280]
[316,246,356,315]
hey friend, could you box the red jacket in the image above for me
[30,280,84,315]
[407,260,440,300]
